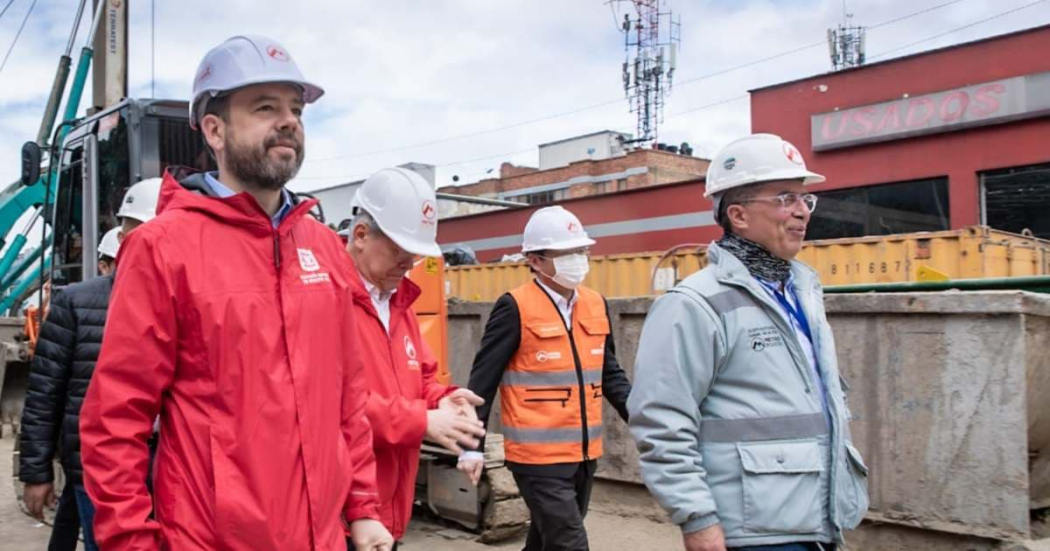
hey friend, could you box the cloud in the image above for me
[0,0,1046,198]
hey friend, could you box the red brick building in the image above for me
[439,131,708,216]
[438,25,1050,259]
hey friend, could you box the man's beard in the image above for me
[225,129,304,191]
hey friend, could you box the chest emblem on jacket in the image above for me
[404,336,420,370]
[296,248,332,285]
[298,248,320,272]
[535,350,563,363]
[747,325,784,352]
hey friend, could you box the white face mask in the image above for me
[551,253,590,289]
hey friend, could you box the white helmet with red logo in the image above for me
[705,133,825,198]
[351,167,441,257]
[521,206,596,253]
[189,35,325,130]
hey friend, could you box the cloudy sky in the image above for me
[0,0,1047,194]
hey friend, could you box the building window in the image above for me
[982,163,1050,239]
[595,181,608,194]
[806,178,950,240]
[521,188,567,205]
[617,178,629,191]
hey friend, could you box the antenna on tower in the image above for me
[612,0,681,146]
[828,0,866,71]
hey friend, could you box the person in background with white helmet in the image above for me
[341,167,486,549]
[460,205,632,551]
[80,35,392,551]
[96,227,120,275]
[19,177,160,551]
[628,134,869,551]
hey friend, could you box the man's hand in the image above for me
[440,389,484,421]
[23,482,56,520]
[350,518,394,551]
[457,457,484,486]
[426,403,486,455]
[683,524,726,551]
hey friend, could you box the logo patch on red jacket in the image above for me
[298,249,320,272]
[296,248,331,285]
[404,336,420,370]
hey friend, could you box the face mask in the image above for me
[551,253,589,289]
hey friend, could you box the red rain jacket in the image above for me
[347,259,454,540]
[80,171,380,551]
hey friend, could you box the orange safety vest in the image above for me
[501,282,610,464]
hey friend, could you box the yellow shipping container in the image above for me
[446,226,1050,302]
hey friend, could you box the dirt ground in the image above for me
[0,433,682,550]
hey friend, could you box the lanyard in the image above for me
[769,286,814,345]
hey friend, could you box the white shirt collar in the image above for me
[361,275,396,303]
[535,279,576,327]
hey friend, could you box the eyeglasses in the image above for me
[538,248,591,260]
[736,192,818,212]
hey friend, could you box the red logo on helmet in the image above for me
[782,143,804,165]
[267,46,289,62]
[422,201,436,221]
[567,222,580,233]
[196,64,212,84]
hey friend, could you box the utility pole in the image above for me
[91,0,128,113]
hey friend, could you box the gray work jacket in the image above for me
[628,243,869,547]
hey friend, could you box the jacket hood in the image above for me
[158,166,317,237]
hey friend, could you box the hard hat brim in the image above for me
[703,168,826,198]
[190,78,325,130]
[522,235,596,253]
[389,234,443,258]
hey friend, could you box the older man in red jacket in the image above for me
[342,167,486,548]
[79,36,391,551]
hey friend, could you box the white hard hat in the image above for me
[521,206,596,253]
[117,177,163,224]
[352,168,441,257]
[189,35,324,130]
[98,227,120,260]
[705,133,825,198]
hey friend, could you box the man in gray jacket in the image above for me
[628,133,869,551]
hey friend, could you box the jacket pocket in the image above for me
[738,440,825,534]
[838,442,869,530]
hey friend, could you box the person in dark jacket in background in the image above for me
[18,177,161,551]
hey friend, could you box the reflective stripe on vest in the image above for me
[501,282,609,464]
[501,368,602,387]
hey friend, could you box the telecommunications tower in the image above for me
[616,0,681,145]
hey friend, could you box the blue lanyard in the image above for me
[769,286,814,345]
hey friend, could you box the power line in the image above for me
[0,0,37,78]
[0,0,17,23]
[302,0,1045,187]
[299,93,749,186]
[868,0,1049,60]
[305,0,972,165]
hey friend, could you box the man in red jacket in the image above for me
[79,35,393,551]
[342,167,486,548]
